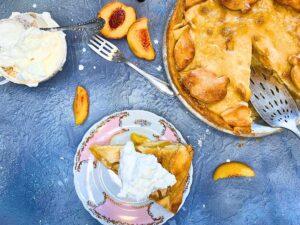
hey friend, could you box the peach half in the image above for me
[127,18,156,60]
[213,162,255,181]
[98,2,136,39]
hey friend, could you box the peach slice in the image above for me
[127,18,156,60]
[213,162,255,181]
[73,86,89,125]
[98,2,136,39]
[130,133,150,145]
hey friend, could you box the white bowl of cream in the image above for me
[0,12,67,87]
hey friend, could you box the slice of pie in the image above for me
[167,0,300,134]
[90,141,193,214]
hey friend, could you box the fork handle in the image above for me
[125,61,174,96]
[41,18,105,32]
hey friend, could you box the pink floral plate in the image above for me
[73,110,193,225]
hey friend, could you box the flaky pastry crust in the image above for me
[166,0,300,134]
[90,142,193,214]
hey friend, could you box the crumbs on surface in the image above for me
[79,65,84,71]
[237,137,245,148]
[197,129,211,148]
[198,139,203,148]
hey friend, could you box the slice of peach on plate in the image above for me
[73,85,89,125]
[127,18,156,60]
[213,161,255,181]
[130,133,150,145]
[98,2,136,39]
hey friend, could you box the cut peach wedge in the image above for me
[130,133,150,145]
[127,18,156,60]
[73,86,89,125]
[213,162,255,181]
[98,2,136,39]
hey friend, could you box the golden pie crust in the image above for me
[90,141,193,214]
[167,0,300,134]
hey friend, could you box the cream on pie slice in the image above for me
[167,0,300,134]
[117,141,177,202]
[90,140,193,214]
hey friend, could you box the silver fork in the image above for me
[250,65,300,139]
[88,35,174,96]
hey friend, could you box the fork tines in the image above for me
[88,35,119,61]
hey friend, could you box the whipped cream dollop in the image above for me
[0,12,67,87]
[118,141,176,202]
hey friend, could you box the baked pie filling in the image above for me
[167,0,300,134]
[90,141,194,214]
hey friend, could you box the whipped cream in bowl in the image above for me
[0,12,67,87]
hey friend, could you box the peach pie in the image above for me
[167,0,300,134]
[90,137,193,214]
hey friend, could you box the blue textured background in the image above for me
[1,0,300,225]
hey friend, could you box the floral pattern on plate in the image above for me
[73,110,193,225]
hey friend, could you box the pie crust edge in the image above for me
[166,0,236,133]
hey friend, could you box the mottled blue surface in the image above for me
[1,0,300,225]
